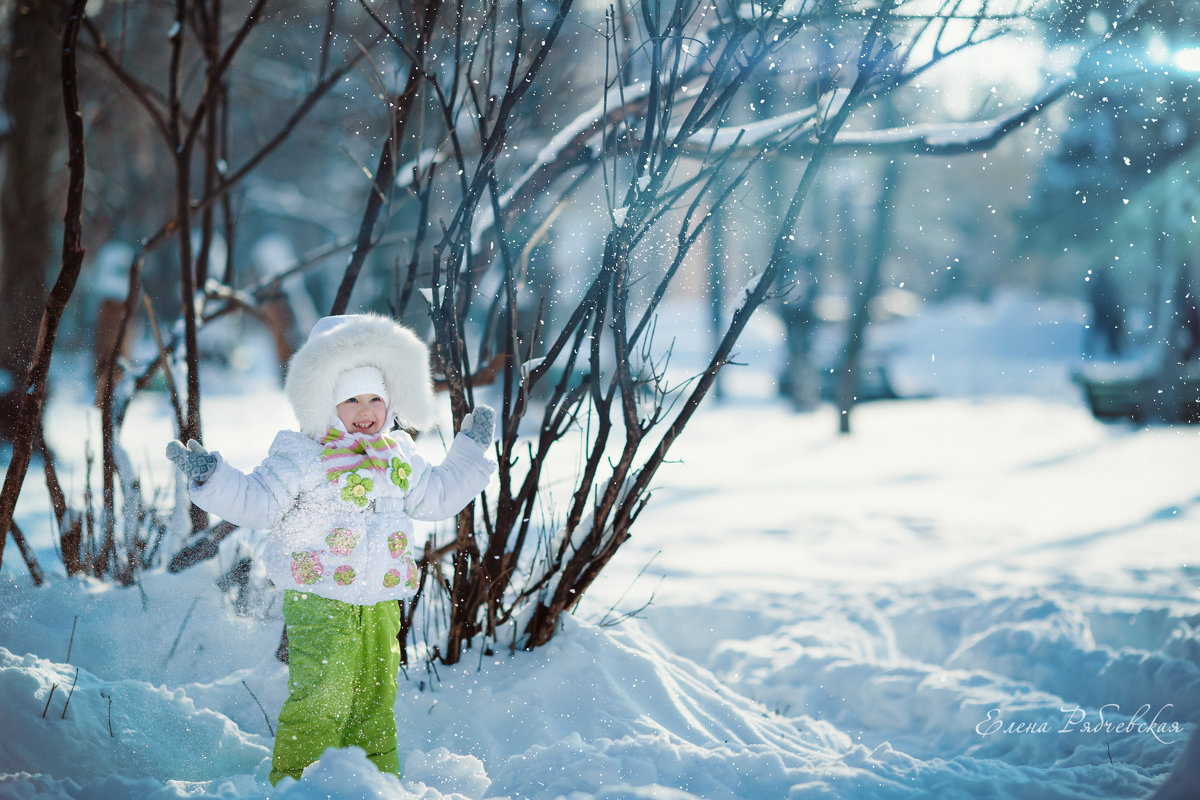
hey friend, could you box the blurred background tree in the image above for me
[0,0,66,436]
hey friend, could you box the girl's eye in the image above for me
[371,397,384,403]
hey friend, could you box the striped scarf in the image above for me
[319,427,401,484]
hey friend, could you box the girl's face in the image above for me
[336,394,388,435]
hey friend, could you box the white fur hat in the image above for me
[284,314,437,437]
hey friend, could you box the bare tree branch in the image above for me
[0,0,89,575]
[331,0,445,315]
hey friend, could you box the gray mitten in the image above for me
[165,439,218,484]
[460,405,495,450]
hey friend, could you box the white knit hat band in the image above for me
[333,366,389,406]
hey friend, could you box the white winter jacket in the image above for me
[190,429,494,605]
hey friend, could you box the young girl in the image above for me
[165,314,495,785]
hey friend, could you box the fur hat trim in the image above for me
[284,314,437,436]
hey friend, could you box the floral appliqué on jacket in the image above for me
[339,471,374,507]
[389,457,412,490]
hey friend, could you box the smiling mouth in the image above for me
[353,421,375,430]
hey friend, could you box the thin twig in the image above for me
[61,668,80,719]
[164,597,200,666]
[41,685,58,718]
[141,294,186,435]
[241,680,274,736]
[66,615,78,663]
[102,691,114,737]
[596,551,661,627]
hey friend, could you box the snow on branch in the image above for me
[672,75,1073,159]
[825,75,1074,155]
[469,81,652,249]
[394,148,445,191]
[673,89,848,151]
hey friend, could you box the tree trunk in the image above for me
[778,251,820,411]
[0,0,67,434]
[837,103,902,434]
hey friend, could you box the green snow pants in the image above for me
[269,590,402,786]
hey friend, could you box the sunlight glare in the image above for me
[1173,48,1200,73]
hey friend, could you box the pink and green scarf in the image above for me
[319,427,397,481]
[318,427,414,507]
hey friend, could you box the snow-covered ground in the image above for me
[2,293,1198,799]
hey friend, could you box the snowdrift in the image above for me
[2,335,1197,799]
